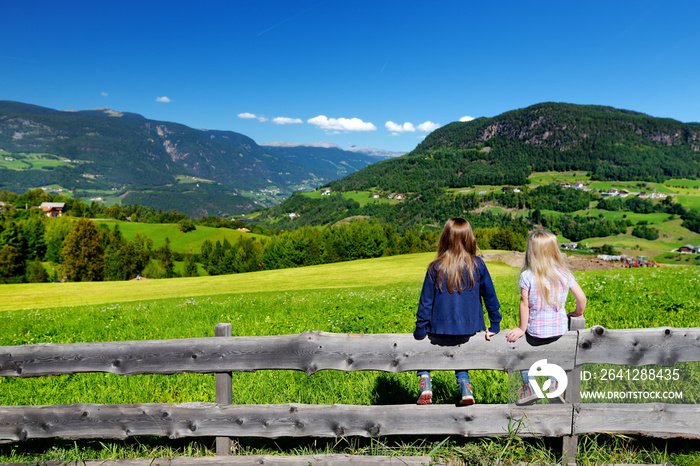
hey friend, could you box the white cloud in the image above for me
[155,96,171,103]
[100,92,108,97]
[417,121,441,132]
[385,121,416,134]
[460,115,475,122]
[272,117,303,125]
[307,115,376,132]
[237,112,268,122]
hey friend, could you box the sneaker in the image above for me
[458,380,475,405]
[515,383,539,406]
[546,380,566,404]
[417,376,432,405]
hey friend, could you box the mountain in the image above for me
[253,102,700,230]
[328,102,700,193]
[344,145,406,158]
[259,142,390,181]
[0,101,387,217]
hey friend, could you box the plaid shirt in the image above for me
[518,268,576,338]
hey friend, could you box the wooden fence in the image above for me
[1,318,699,465]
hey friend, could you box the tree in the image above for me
[178,218,196,233]
[0,245,25,283]
[61,218,105,281]
[183,253,198,277]
[26,261,49,283]
[155,238,175,278]
[103,240,151,280]
[44,216,74,263]
[23,218,46,261]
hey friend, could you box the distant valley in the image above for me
[0,101,398,217]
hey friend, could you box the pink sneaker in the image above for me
[417,376,432,405]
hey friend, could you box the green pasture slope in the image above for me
[1,254,699,463]
[0,152,75,171]
[93,219,264,254]
[303,189,396,207]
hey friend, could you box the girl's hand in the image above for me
[506,327,525,343]
[485,330,497,341]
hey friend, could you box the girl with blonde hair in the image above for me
[414,218,502,405]
[506,230,586,404]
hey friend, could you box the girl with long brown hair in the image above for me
[414,218,502,405]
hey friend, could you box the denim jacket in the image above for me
[414,257,501,339]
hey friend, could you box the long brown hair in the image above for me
[430,218,478,293]
[522,230,569,305]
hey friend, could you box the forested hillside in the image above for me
[328,103,700,193]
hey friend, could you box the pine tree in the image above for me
[61,218,105,281]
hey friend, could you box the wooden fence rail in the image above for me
[1,320,699,464]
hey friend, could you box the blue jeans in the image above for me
[418,369,471,384]
[417,334,473,384]
[521,333,562,387]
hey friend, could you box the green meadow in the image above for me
[527,171,590,185]
[446,185,503,195]
[0,152,76,171]
[1,254,699,463]
[677,195,700,210]
[93,219,264,253]
[303,189,396,207]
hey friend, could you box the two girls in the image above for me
[414,222,586,406]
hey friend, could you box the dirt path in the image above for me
[482,251,622,271]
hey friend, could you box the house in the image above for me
[40,202,66,218]
[513,188,521,193]
[372,194,380,199]
[236,227,251,233]
[678,245,696,254]
[561,243,578,250]
[321,189,331,196]
[288,212,300,219]
[573,182,585,190]
[395,194,405,200]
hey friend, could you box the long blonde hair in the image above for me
[430,218,478,293]
[522,231,569,305]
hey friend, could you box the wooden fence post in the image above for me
[215,323,233,456]
[563,316,585,466]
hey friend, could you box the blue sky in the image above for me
[2,0,699,153]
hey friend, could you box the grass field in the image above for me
[1,255,699,463]
[93,219,265,254]
[303,190,396,207]
[0,152,77,171]
[527,171,590,185]
[676,195,700,210]
[446,185,503,195]
[588,180,675,194]
[0,253,519,313]
[538,207,700,259]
